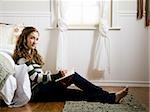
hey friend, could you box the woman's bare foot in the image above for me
[115,87,128,103]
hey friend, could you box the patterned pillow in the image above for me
[0,51,16,105]
[0,52,15,90]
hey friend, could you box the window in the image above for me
[60,0,112,27]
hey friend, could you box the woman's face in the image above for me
[27,31,39,50]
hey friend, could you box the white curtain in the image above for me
[51,0,110,73]
[51,0,68,71]
[93,0,110,74]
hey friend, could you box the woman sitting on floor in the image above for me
[12,26,128,103]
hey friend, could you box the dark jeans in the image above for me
[31,72,116,103]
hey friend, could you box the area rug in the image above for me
[63,94,146,112]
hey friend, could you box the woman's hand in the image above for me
[51,70,67,81]
[60,69,68,77]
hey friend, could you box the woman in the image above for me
[12,26,128,103]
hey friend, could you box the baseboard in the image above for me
[90,80,150,87]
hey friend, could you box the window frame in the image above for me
[49,0,120,30]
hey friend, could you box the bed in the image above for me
[0,23,31,107]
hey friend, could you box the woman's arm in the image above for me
[25,62,63,83]
[17,58,63,84]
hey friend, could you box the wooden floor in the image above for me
[0,87,149,112]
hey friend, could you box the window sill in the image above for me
[47,26,121,31]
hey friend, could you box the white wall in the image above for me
[109,0,149,84]
[0,2,1,10]
[0,1,50,12]
[0,0,149,86]
[0,0,51,60]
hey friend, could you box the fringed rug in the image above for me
[63,94,146,112]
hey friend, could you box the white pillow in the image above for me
[0,24,24,50]
[10,64,31,107]
[0,25,14,45]
[0,24,24,44]
[0,75,17,105]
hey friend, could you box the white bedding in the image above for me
[0,75,17,105]
[10,64,31,107]
[0,51,31,107]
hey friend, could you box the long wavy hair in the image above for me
[12,26,44,66]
